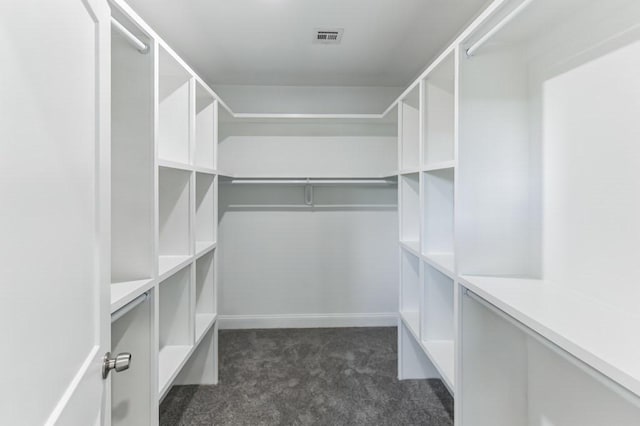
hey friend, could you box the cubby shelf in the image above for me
[400,311,421,343]
[423,161,455,172]
[400,248,421,337]
[158,255,192,281]
[195,241,217,259]
[195,313,217,343]
[460,275,640,398]
[158,345,192,398]
[399,240,421,258]
[423,253,455,279]
[111,278,155,313]
[158,159,192,172]
[423,340,454,391]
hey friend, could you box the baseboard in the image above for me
[218,312,398,330]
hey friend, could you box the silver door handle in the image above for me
[102,352,132,379]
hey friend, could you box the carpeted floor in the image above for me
[160,327,453,425]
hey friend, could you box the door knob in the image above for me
[102,352,132,379]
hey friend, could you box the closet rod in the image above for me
[111,17,149,54]
[225,179,396,185]
[466,0,535,57]
[464,289,640,408]
[111,292,149,323]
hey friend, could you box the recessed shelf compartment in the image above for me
[159,167,192,274]
[422,168,454,273]
[399,173,420,243]
[400,248,421,336]
[400,86,420,171]
[195,250,216,341]
[195,172,216,247]
[158,266,193,398]
[422,263,454,390]
[461,287,640,425]
[158,47,191,165]
[111,290,153,426]
[110,19,154,290]
[422,52,455,167]
[195,83,216,169]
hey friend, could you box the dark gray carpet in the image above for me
[160,327,453,425]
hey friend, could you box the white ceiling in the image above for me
[125,0,489,87]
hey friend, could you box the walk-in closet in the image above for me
[2,0,640,424]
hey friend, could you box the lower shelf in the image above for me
[400,311,455,393]
[158,345,192,398]
[158,313,219,400]
[423,340,454,392]
[195,313,217,343]
[400,310,420,338]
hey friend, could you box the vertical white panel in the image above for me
[542,40,640,314]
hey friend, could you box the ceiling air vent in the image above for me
[313,28,344,44]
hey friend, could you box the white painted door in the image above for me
[0,0,111,424]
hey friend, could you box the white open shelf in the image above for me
[460,275,640,398]
[218,108,397,178]
[111,278,155,313]
[421,263,454,390]
[422,168,454,275]
[195,172,216,248]
[158,166,192,276]
[158,47,191,165]
[158,266,193,398]
[400,248,421,336]
[195,83,216,169]
[399,86,420,172]
[461,281,640,425]
[399,173,420,244]
[422,52,455,168]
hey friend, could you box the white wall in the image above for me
[213,85,403,114]
[218,184,399,329]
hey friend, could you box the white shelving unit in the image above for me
[109,2,220,423]
[396,36,458,395]
[396,0,640,424]
[454,0,640,422]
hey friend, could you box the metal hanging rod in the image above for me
[111,17,149,54]
[223,178,397,185]
[111,292,149,323]
[466,0,536,57]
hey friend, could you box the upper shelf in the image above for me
[459,275,640,398]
